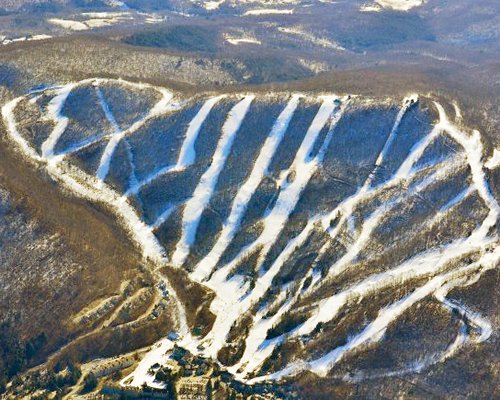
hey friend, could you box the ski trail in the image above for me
[191,94,302,281]
[95,83,120,132]
[343,320,468,383]
[202,218,319,360]
[198,97,346,359]
[435,103,500,240]
[177,95,226,169]
[4,93,191,364]
[250,247,499,382]
[341,260,493,382]
[233,156,463,378]
[95,83,138,187]
[231,253,317,377]
[485,149,500,169]
[293,232,494,346]
[124,95,225,197]
[96,87,174,181]
[307,99,453,289]
[171,95,255,267]
[41,84,75,160]
[395,120,442,180]
[151,203,176,230]
[285,103,497,345]
[2,97,43,161]
[363,94,418,191]
[125,164,182,197]
[124,138,139,189]
[121,338,175,389]
[438,186,474,214]
[305,95,425,277]
[437,296,492,343]
[4,81,497,384]
[246,104,499,381]
[325,156,461,281]
[56,134,108,158]
[209,95,345,285]
[306,248,499,377]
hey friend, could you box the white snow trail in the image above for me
[151,204,177,230]
[394,120,443,179]
[435,103,500,240]
[209,95,345,286]
[306,248,499,377]
[191,94,302,281]
[250,246,499,382]
[96,87,174,181]
[4,82,498,384]
[437,296,492,343]
[325,155,462,281]
[485,149,500,169]
[121,339,175,388]
[3,93,190,359]
[438,186,474,214]
[95,83,139,188]
[257,225,492,384]
[41,84,75,159]
[124,138,139,190]
[293,231,494,345]
[343,321,468,383]
[303,100,458,296]
[232,156,463,378]
[2,97,43,161]
[197,97,346,359]
[245,103,499,381]
[202,218,319,360]
[363,94,418,191]
[171,95,255,267]
[291,104,497,343]
[231,252,317,378]
[177,95,226,169]
[124,95,225,197]
[95,84,120,132]
[301,95,427,280]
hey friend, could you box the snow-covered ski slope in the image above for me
[3,78,499,386]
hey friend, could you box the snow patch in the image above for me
[244,8,294,16]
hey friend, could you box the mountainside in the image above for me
[0,0,499,397]
[2,77,499,398]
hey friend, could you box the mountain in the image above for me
[0,0,499,399]
[1,74,499,398]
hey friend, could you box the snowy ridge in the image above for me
[2,78,498,387]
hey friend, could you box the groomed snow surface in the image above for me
[3,79,498,388]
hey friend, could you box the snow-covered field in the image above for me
[1,34,52,46]
[48,13,133,31]
[224,34,262,45]
[3,78,498,387]
[360,0,426,12]
[277,26,345,50]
